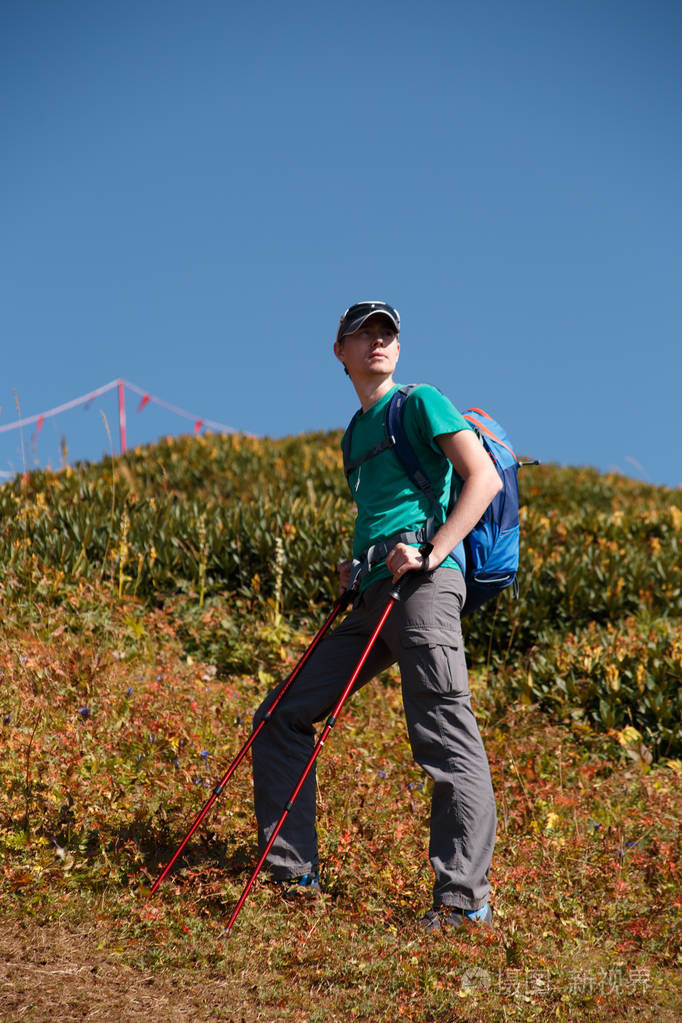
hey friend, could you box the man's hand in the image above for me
[337,559,353,591]
[385,542,431,583]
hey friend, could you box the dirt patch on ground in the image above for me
[0,919,268,1023]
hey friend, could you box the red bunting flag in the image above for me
[0,378,237,471]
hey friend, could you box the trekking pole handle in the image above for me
[339,580,359,609]
[389,543,433,601]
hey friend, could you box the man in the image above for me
[252,300,501,929]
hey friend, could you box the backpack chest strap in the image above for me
[343,436,393,477]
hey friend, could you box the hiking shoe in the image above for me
[273,872,321,896]
[420,903,492,931]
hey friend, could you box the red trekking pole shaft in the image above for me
[224,582,402,935]
[150,586,356,897]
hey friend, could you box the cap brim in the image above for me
[338,310,400,340]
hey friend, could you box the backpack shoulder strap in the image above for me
[341,384,419,479]
[385,384,444,523]
[388,385,466,573]
[341,408,362,478]
[342,385,445,522]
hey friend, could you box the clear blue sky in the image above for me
[2,0,680,487]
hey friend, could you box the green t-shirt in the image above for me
[342,383,472,590]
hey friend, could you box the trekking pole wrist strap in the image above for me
[419,542,434,572]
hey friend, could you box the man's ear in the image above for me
[333,339,350,376]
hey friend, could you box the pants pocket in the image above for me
[400,627,469,696]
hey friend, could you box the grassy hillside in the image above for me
[1,431,680,1022]
[2,429,680,753]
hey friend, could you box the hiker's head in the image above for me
[334,302,400,378]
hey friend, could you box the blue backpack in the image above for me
[343,385,532,617]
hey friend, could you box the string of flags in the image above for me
[0,378,236,468]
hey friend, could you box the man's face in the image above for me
[334,314,400,380]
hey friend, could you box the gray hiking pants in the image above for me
[251,568,496,911]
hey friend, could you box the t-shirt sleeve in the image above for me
[403,384,472,456]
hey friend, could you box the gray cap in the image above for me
[336,301,400,343]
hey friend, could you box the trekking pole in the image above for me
[224,575,408,936]
[150,584,357,897]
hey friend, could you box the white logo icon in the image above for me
[460,967,492,992]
